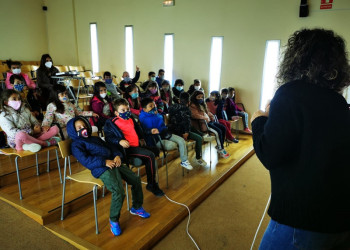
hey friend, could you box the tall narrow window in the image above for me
[89,23,99,73]
[260,40,280,110]
[164,34,174,84]
[209,37,223,93]
[125,26,134,77]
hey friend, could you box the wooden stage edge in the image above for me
[44,147,255,249]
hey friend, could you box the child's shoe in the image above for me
[22,143,41,153]
[194,158,207,167]
[146,183,164,197]
[130,207,151,218]
[180,160,193,170]
[203,134,215,142]
[46,137,61,146]
[244,127,252,134]
[227,138,239,143]
[219,149,230,159]
[109,219,122,236]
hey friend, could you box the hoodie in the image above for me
[67,116,123,178]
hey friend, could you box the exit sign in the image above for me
[320,0,333,9]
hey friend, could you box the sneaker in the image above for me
[130,207,151,218]
[203,134,215,142]
[227,138,239,143]
[231,116,240,121]
[194,158,207,167]
[219,149,230,159]
[46,137,61,146]
[109,219,122,236]
[244,127,252,134]
[146,183,164,197]
[180,160,193,170]
[22,143,41,153]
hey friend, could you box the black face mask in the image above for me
[77,128,89,138]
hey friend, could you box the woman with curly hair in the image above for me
[251,29,350,249]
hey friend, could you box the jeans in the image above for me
[259,219,350,250]
[208,122,226,149]
[156,134,188,162]
[237,111,248,129]
[188,131,203,159]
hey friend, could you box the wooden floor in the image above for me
[0,134,253,249]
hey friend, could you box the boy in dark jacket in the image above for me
[168,92,207,167]
[139,98,193,170]
[67,116,150,236]
[104,98,164,197]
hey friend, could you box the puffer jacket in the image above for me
[168,103,191,136]
[139,110,170,146]
[189,103,214,132]
[0,105,39,148]
[67,117,123,178]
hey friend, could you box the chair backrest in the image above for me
[81,71,93,78]
[58,139,72,158]
[164,114,170,126]
[56,65,69,72]
[69,66,85,72]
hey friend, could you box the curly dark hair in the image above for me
[49,84,67,114]
[277,28,350,92]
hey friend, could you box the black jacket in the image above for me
[252,80,350,233]
[168,103,191,136]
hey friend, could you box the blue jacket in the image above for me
[139,110,170,146]
[67,117,123,178]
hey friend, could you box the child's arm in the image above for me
[71,102,94,117]
[103,120,124,146]
[42,103,55,128]
[71,142,107,171]
[0,114,22,138]
[27,108,40,127]
[189,104,210,121]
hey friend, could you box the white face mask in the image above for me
[45,61,53,68]
[100,93,107,98]
[194,86,200,90]
[12,68,21,75]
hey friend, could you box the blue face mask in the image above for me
[123,77,131,82]
[196,99,204,104]
[176,86,183,91]
[131,92,139,99]
[119,111,131,120]
[149,107,157,114]
[105,79,113,84]
[14,84,24,92]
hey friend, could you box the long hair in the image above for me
[277,28,350,92]
[124,84,140,109]
[6,59,21,69]
[0,89,23,113]
[228,87,236,103]
[49,84,67,114]
[93,81,109,102]
[210,90,221,106]
[190,90,208,113]
[145,81,160,96]
[160,80,173,104]
[38,54,52,71]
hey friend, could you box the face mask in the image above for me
[105,79,113,84]
[176,86,183,91]
[163,87,169,92]
[14,84,24,92]
[60,96,68,102]
[123,77,131,82]
[209,96,215,101]
[159,75,164,80]
[221,95,227,99]
[196,99,204,104]
[150,89,157,95]
[8,100,22,110]
[77,128,89,138]
[194,86,200,90]
[100,93,107,99]
[45,61,53,68]
[12,68,21,74]
[124,84,130,89]
[151,76,156,81]
[149,107,157,114]
[119,111,131,120]
[131,92,139,99]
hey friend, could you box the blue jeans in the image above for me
[259,219,350,250]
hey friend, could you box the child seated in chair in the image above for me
[103,98,164,197]
[67,116,150,236]
[139,97,193,170]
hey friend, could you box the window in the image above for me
[209,37,223,93]
[260,40,280,110]
[89,23,99,73]
[125,26,134,77]
[164,34,174,84]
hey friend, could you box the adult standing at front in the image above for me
[251,28,350,249]
[36,54,59,109]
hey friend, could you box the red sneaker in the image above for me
[244,128,252,134]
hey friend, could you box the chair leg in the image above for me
[236,121,239,140]
[55,149,62,184]
[61,157,68,220]
[102,186,105,197]
[93,185,99,234]
[36,153,39,176]
[165,155,169,188]
[68,156,72,175]
[15,156,23,200]
[47,150,50,172]
[125,182,130,211]
[210,141,212,168]
[137,168,140,176]
[155,161,159,183]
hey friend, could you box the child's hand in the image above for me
[92,113,99,118]
[151,128,159,134]
[113,156,122,167]
[119,140,130,148]
[183,133,189,141]
[136,65,140,72]
[33,125,41,134]
[42,126,50,133]
[140,139,146,146]
[106,160,116,169]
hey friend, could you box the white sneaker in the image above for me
[194,158,207,167]
[203,134,215,142]
[180,160,193,170]
[23,143,41,153]
[218,149,230,159]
